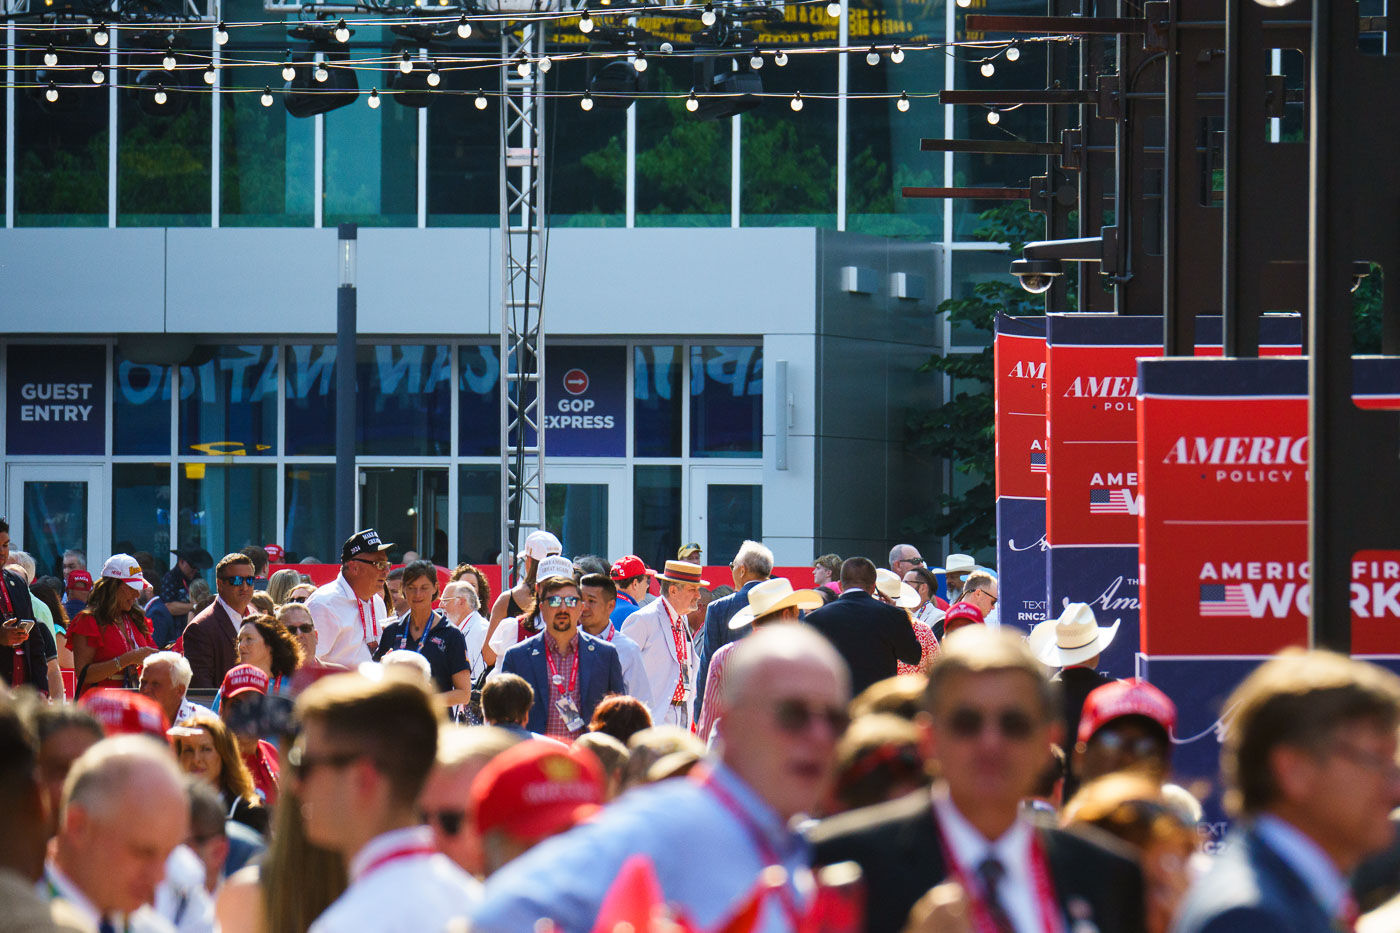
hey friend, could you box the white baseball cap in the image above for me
[535,555,576,585]
[101,554,147,592]
[522,531,563,561]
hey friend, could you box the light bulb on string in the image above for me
[986,109,1000,125]
[215,22,228,45]
[401,51,414,75]
[427,62,441,86]
[154,84,167,105]
[774,49,788,66]
[91,65,105,84]
[686,91,699,111]
[579,12,594,33]
[261,86,274,106]
[334,19,350,43]
[790,91,803,111]
[980,60,995,77]
[865,46,879,66]
[162,48,177,70]
[897,91,910,112]
[368,88,380,108]
[475,89,488,109]
[660,41,673,53]
[45,81,58,102]
[456,15,472,38]
[539,55,552,73]
[750,48,763,69]
[1005,43,1020,62]
[890,45,904,63]
[955,0,970,7]
[94,24,109,47]
[203,63,217,85]
[282,54,296,82]
[44,45,57,67]
[580,91,594,111]
[634,51,648,72]
[701,3,716,26]
[314,61,329,83]
[517,59,531,77]
[826,1,841,16]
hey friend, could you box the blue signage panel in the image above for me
[543,345,626,457]
[996,497,1048,636]
[1046,543,1140,681]
[7,345,107,455]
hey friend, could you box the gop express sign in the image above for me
[542,345,626,457]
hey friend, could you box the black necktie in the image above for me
[976,856,1017,933]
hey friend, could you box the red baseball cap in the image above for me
[66,570,93,590]
[609,555,656,583]
[471,741,604,842]
[79,689,170,739]
[1077,678,1178,746]
[221,664,270,700]
[942,601,985,635]
[264,544,285,564]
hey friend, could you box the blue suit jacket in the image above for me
[499,631,626,734]
[693,579,761,720]
[1171,826,1337,933]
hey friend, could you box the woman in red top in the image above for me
[68,554,157,695]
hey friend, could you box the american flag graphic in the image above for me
[1030,452,1047,473]
[1199,583,1251,617]
[1088,488,1134,514]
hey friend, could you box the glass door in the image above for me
[5,464,105,579]
[687,465,763,567]
[543,465,629,562]
[358,467,450,565]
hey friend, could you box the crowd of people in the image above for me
[1,520,1399,933]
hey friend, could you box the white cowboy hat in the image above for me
[930,554,977,575]
[1027,602,1120,668]
[729,577,825,629]
[874,568,922,609]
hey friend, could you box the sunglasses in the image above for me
[544,595,580,608]
[286,596,307,604]
[1091,730,1166,759]
[420,807,467,837]
[773,698,849,736]
[352,558,391,571]
[946,706,1038,741]
[220,575,257,587]
[287,747,362,780]
[284,623,315,635]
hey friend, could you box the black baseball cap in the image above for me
[341,529,394,564]
[170,548,215,571]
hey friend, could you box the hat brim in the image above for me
[657,574,710,587]
[729,590,825,630]
[115,576,146,593]
[223,685,266,700]
[1030,618,1121,667]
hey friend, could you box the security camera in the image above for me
[1010,258,1062,295]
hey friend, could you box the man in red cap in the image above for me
[63,569,92,620]
[1074,677,1177,787]
[220,664,280,804]
[78,688,171,739]
[470,740,604,876]
[608,555,655,628]
[939,601,985,637]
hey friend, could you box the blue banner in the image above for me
[7,345,107,455]
[1047,544,1140,680]
[543,345,627,457]
[996,497,1048,635]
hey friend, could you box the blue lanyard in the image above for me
[403,612,440,654]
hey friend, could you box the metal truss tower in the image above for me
[498,19,548,587]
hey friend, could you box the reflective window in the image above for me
[633,465,681,571]
[707,484,762,564]
[220,58,315,226]
[112,464,172,570]
[358,346,452,456]
[546,483,608,559]
[636,58,730,227]
[285,345,336,456]
[360,467,448,565]
[459,345,501,457]
[741,55,837,227]
[426,53,498,226]
[177,463,276,558]
[284,465,335,564]
[113,352,171,456]
[117,48,211,226]
[689,345,763,457]
[633,345,681,457]
[546,58,625,226]
[458,466,501,566]
[178,345,278,456]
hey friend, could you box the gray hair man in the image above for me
[441,580,487,678]
[888,544,925,577]
[140,651,203,727]
[694,540,773,722]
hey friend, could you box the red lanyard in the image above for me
[358,843,437,882]
[935,816,1064,933]
[545,641,579,694]
[356,598,378,641]
[699,770,805,931]
[0,577,13,615]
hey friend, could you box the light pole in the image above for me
[336,223,358,548]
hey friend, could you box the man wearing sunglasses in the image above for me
[183,552,257,688]
[812,625,1144,933]
[305,529,394,669]
[497,573,625,742]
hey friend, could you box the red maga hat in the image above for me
[1077,678,1177,746]
[79,689,170,739]
[221,664,270,700]
[609,555,657,583]
[942,601,985,635]
[471,740,604,842]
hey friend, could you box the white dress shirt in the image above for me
[43,860,176,933]
[309,826,480,933]
[305,574,386,668]
[452,610,488,675]
[932,791,1045,933]
[215,596,250,638]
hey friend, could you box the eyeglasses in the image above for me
[772,698,849,736]
[977,589,999,607]
[286,596,307,604]
[945,706,1038,741]
[219,575,257,587]
[420,807,467,837]
[287,745,363,780]
[544,595,580,608]
[352,558,391,571]
[1091,729,1167,760]
[284,623,316,635]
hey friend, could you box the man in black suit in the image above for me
[1173,650,1400,933]
[182,552,255,688]
[693,539,773,721]
[803,557,920,697]
[811,625,1144,933]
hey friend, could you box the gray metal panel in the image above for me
[358,228,495,336]
[0,229,166,333]
[166,228,338,334]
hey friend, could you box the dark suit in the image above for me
[811,790,1145,933]
[499,631,626,734]
[693,579,763,721]
[183,601,240,689]
[803,589,921,696]
[1172,826,1337,933]
[0,569,49,694]
[1055,665,1111,798]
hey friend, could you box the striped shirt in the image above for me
[695,639,738,745]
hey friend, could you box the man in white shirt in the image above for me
[577,572,651,702]
[294,673,480,932]
[44,735,190,933]
[441,580,487,677]
[620,560,707,725]
[306,529,393,668]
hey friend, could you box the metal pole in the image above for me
[336,223,358,547]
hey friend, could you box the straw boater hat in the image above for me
[1027,602,1121,668]
[656,560,710,588]
[874,569,922,609]
[729,577,825,629]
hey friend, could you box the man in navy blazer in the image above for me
[693,540,773,721]
[498,573,625,740]
[1172,650,1400,933]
